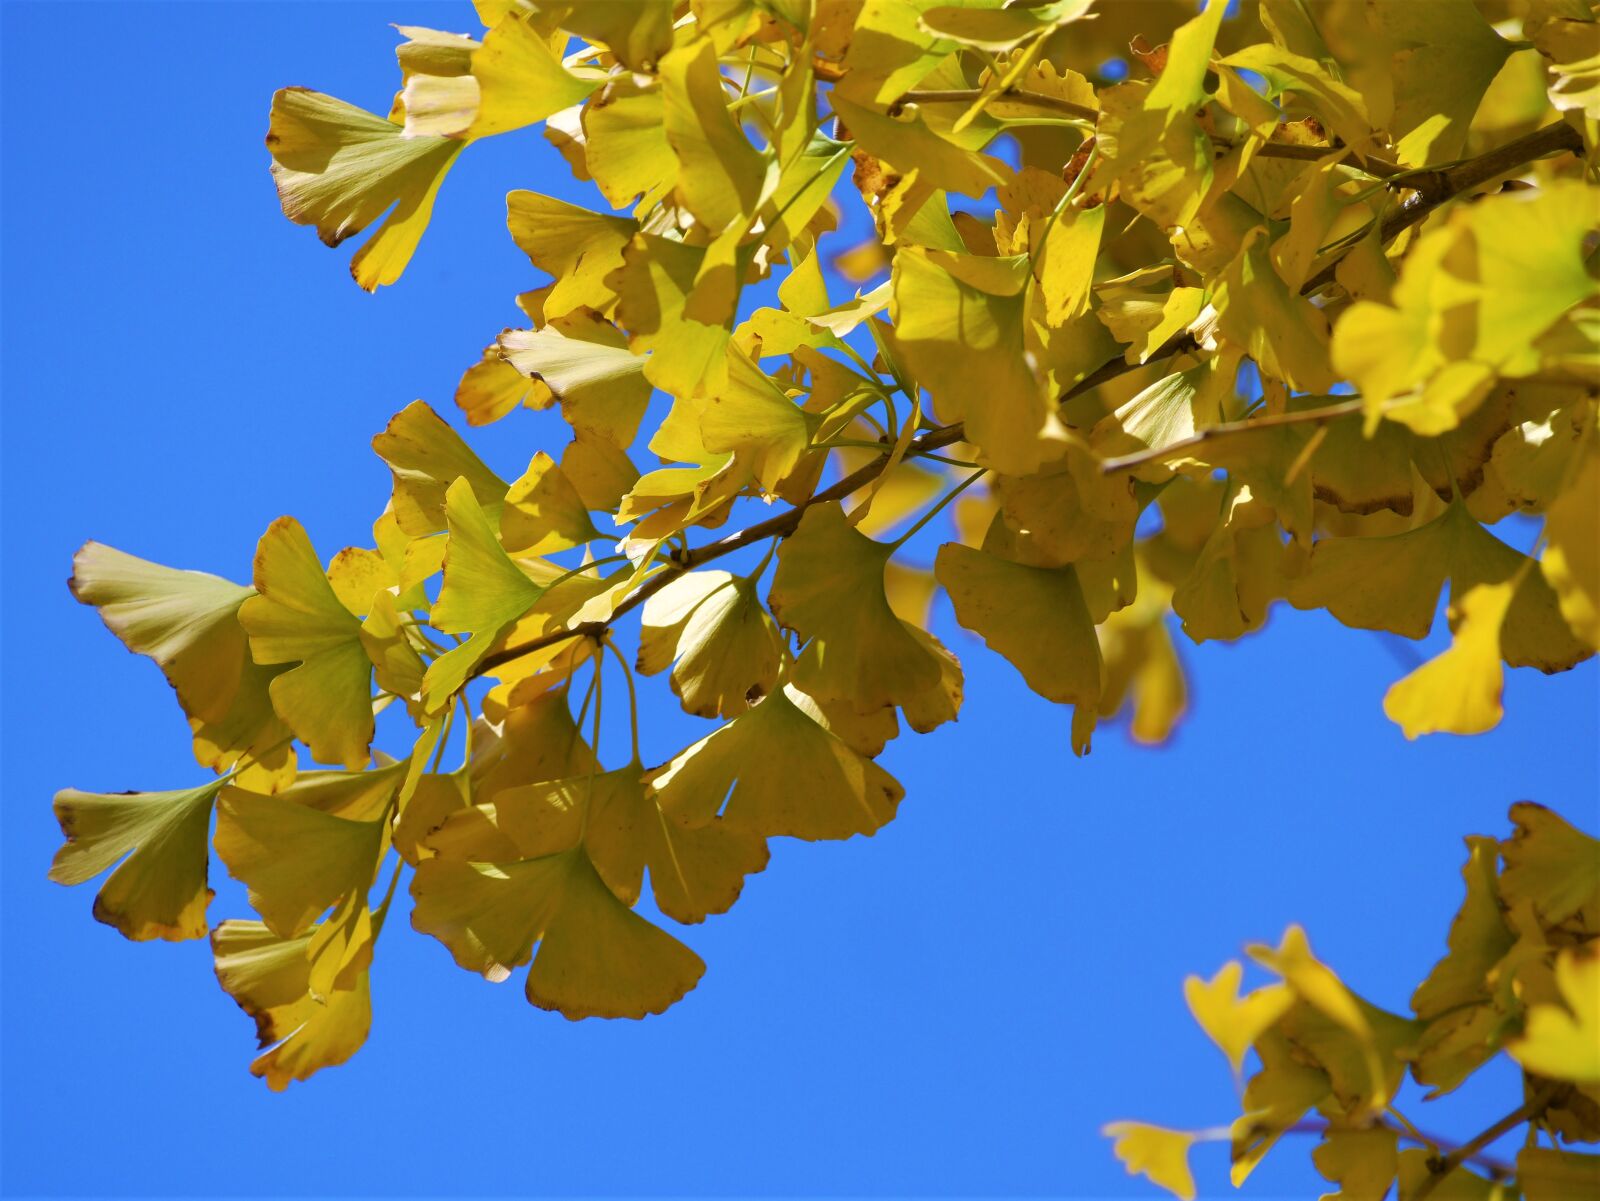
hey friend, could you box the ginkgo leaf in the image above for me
[1290,501,1592,674]
[498,314,651,448]
[399,12,599,140]
[69,541,295,787]
[505,191,636,319]
[1311,1127,1398,1201]
[770,503,951,726]
[609,232,736,398]
[1102,1122,1197,1201]
[1541,441,1600,649]
[638,571,782,719]
[410,849,705,1019]
[1508,949,1600,1083]
[499,451,601,556]
[1383,582,1512,740]
[699,346,816,494]
[1372,0,1512,166]
[559,1,676,73]
[468,765,769,926]
[583,77,677,208]
[1183,961,1294,1076]
[372,400,509,537]
[50,778,227,941]
[935,543,1101,707]
[214,785,386,938]
[1517,1146,1600,1201]
[239,517,374,769]
[992,449,1138,566]
[1537,16,1600,120]
[660,37,772,233]
[267,87,464,290]
[654,686,904,841]
[1499,801,1600,929]
[1213,227,1336,393]
[211,918,372,1090]
[892,246,1058,475]
[1410,836,1514,1021]
[423,478,546,709]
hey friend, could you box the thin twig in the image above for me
[1410,1082,1562,1199]
[1099,398,1366,474]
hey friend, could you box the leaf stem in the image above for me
[604,637,642,766]
[888,467,987,550]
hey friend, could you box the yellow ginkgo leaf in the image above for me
[50,778,227,941]
[1213,227,1336,393]
[936,543,1102,707]
[1291,501,1592,675]
[499,451,601,556]
[69,541,296,788]
[1183,961,1294,1076]
[892,246,1058,475]
[992,449,1138,567]
[1383,582,1513,740]
[560,1,675,73]
[506,191,636,319]
[410,849,705,1019]
[1537,16,1600,120]
[639,571,782,719]
[400,12,599,140]
[1410,836,1514,1021]
[498,313,652,449]
[371,400,509,538]
[1372,0,1512,166]
[267,87,464,290]
[653,686,904,841]
[211,918,372,1091]
[456,345,547,427]
[1311,1127,1398,1201]
[423,478,547,709]
[1517,1146,1600,1201]
[770,503,951,725]
[239,517,374,769]
[1035,202,1104,326]
[831,96,1011,199]
[214,785,387,938]
[609,232,736,398]
[1499,801,1600,929]
[1541,441,1600,649]
[660,37,772,233]
[1509,949,1600,1083]
[583,77,677,209]
[1102,1121,1198,1201]
[699,346,817,495]
[476,765,769,925]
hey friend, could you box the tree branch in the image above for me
[1410,1082,1563,1200]
[1098,398,1366,475]
[1300,121,1583,293]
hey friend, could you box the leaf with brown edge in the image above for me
[371,400,509,538]
[266,87,464,290]
[212,918,372,1090]
[50,778,227,942]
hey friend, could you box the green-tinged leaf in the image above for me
[50,779,227,941]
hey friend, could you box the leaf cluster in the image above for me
[53,0,1599,1109]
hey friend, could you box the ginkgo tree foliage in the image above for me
[51,0,1598,1193]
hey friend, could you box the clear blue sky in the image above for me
[2,5,1596,1199]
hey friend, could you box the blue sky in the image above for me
[2,4,1596,1199]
